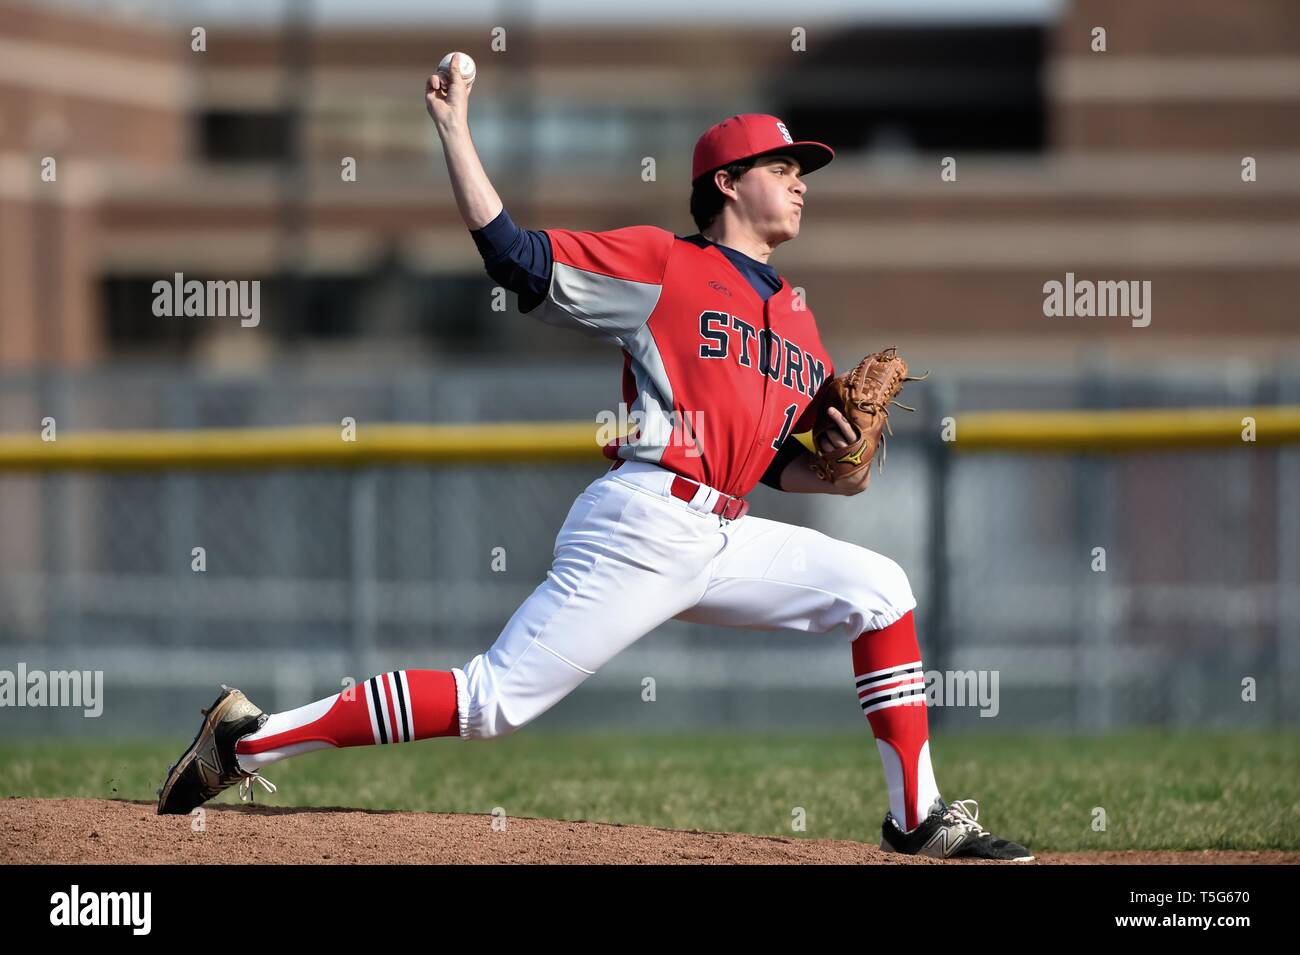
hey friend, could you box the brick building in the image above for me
[1,0,1297,370]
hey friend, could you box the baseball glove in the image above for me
[808,346,927,485]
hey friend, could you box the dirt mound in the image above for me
[3,798,1295,865]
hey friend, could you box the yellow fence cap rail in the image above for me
[1,405,1298,471]
[0,422,605,471]
[954,405,1300,453]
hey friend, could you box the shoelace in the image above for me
[238,773,278,803]
[945,799,990,837]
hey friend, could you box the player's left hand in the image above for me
[814,408,871,495]
[815,406,859,454]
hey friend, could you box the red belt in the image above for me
[609,460,748,521]
[669,475,749,521]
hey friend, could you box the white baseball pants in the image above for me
[452,460,917,739]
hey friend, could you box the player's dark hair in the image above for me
[689,159,757,233]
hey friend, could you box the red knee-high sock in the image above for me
[851,611,940,831]
[234,670,460,772]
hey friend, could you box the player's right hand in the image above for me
[426,53,471,128]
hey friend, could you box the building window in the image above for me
[778,25,1046,154]
[198,111,293,163]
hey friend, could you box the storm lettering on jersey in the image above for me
[699,311,729,358]
[697,310,824,397]
[757,329,782,383]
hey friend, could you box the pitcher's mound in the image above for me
[3,798,1294,864]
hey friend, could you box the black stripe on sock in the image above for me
[861,687,925,710]
[856,666,922,690]
[392,671,411,743]
[368,677,389,744]
[860,677,926,704]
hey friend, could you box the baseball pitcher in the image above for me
[157,53,1031,861]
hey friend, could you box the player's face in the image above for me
[735,155,806,244]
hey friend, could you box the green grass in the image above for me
[2,730,1297,851]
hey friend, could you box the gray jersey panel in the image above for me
[617,321,687,466]
[529,261,663,347]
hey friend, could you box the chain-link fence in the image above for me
[1,364,1297,735]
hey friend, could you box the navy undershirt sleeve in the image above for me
[759,434,808,491]
[469,208,553,313]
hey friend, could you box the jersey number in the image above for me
[772,403,798,450]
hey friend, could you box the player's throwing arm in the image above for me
[426,52,502,231]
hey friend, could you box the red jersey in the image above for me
[525,226,834,498]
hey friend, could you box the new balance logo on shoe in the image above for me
[926,823,967,857]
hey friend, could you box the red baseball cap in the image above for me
[692,114,834,184]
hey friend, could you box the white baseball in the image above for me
[438,52,476,84]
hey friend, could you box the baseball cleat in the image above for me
[880,797,1034,861]
[156,685,276,815]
